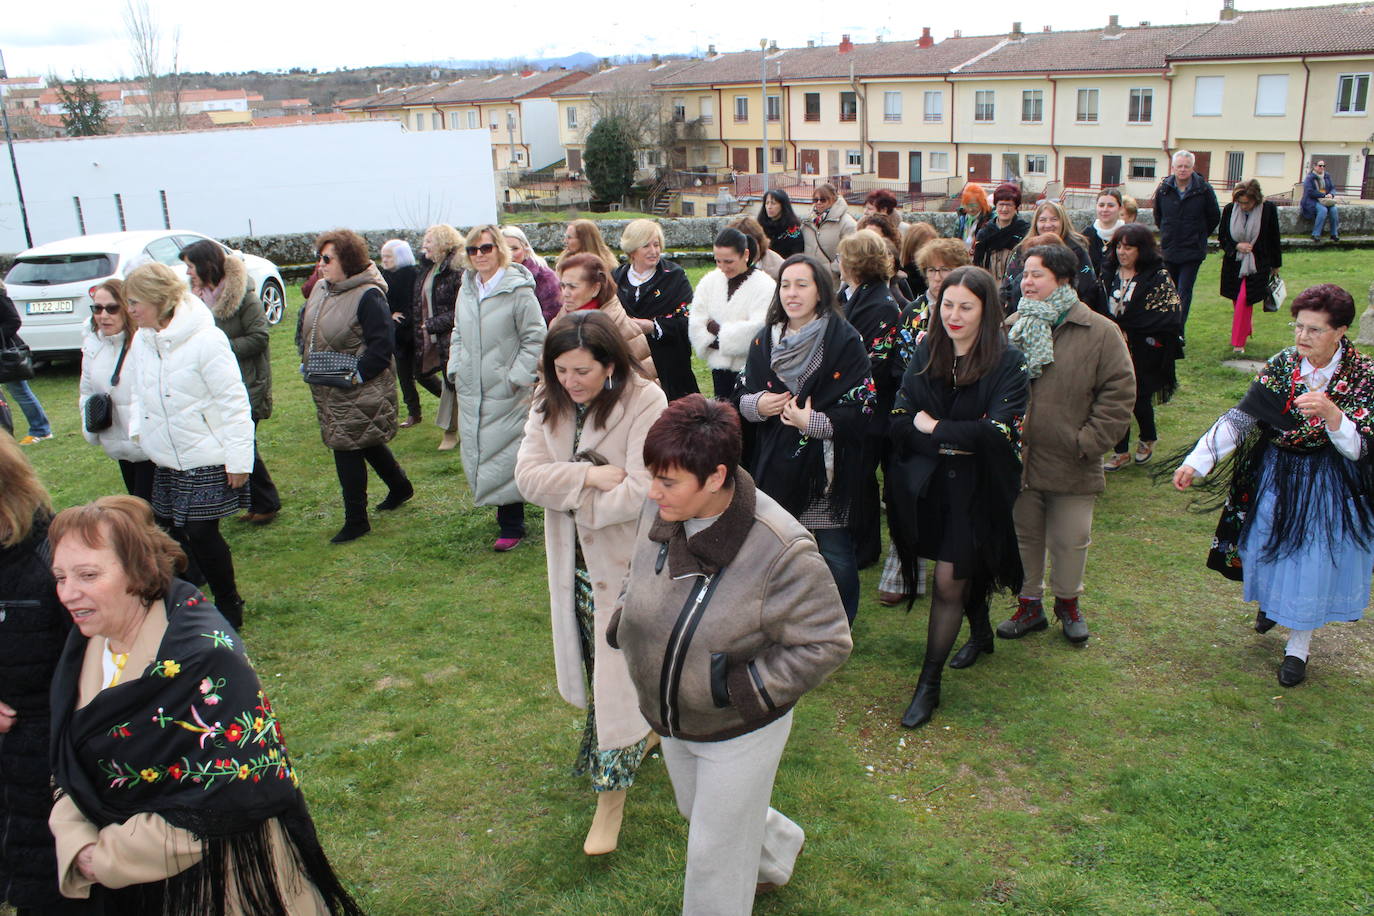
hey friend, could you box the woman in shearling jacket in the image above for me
[688,228,776,400]
[515,311,667,858]
[608,394,852,916]
[79,279,153,500]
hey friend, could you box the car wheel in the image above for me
[260,280,285,325]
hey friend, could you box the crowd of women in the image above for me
[2,172,1369,915]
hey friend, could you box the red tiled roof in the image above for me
[549,59,699,97]
[956,23,1212,74]
[343,69,590,109]
[1170,2,1374,58]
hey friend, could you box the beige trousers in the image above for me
[1013,489,1097,600]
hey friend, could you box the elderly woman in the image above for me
[301,229,413,544]
[739,254,875,625]
[1080,188,1125,278]
[862,189,901,226]
[1219,179,1282,354]
[1001,200,1105,315]
[181,240,281,526]
[607,394,852,915]
[46,496,364,914]
[80,279,153,500]
[999,242,1134,645]
[612,218,697,400]
[501,226,561,324]
[972,183,1027,284]
[688,227,776,400]
[0,432,73,915]
[379,238,423,427]
[414,224,464,450]
[956,183,992,253]
[125,262,253,629]
[558,219,618,274]
[888,266,1028,728]
[1101,224,1184,471]
[1174,285,1374,688]
[515,311,667,857]
[801,183,857,279]
[450,224,547,551]
[556,254,655,381]
[756,189,804,259]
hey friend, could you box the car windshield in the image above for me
[6,254,116,287]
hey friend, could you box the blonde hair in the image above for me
[124,262,186,321]
[464,225,511,271]
[1121,195,1139,222]
[1025,200,1089,252]
[500,225,533,256]
[915,238,972,271]
[0,430,53,547]
[559,219,617,272]
[838,228,894,283]
[619,218,664,254]
[423,223,463,260]
[899,221,938,267]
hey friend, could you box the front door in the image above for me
[731,147,750,172]
[878,151,899,180]
[1363,156,1374,199]
[1002,153,1020,181]
[1101,155,1122,186]
[1191,151,1212,182]
[800,149,819,175]
[968,153,992,183]
[908,152,922,193]
[1064,156,1092,187]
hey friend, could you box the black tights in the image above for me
[920,562,991,677]
[159,516,241,624]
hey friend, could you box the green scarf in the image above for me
[1008,284,1078,380]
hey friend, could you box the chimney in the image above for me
[807,39,816,48]
[839,34,854,53]
[918,27,934,48]
[650,54,661,67]
[1104,14,1122,35]
[768,40,779,53]
[952,29,963,38]
[1220,0,1236,20]
[1139,20,1150,26]
[1043,25,1052,32]
[706,44,718,58]
[1009,21,1024,40]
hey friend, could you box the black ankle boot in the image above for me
[218,595,246,630]
[901,671,942,728]
[331,518,371,543]
[949,598,994,669]
[376,478,415,511]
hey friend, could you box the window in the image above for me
[974,90,995,122]
[673,98,685,121]
[770,146,784,165]
[413,112,424,131]
[734,96,748,122]
[1129,158,1156,179]
[699,97,714,122]
[1076,89,1099,123]
[1194,76,1224,116]
[449,112,460,129]
[681,201,695,216]
[924,90,943,122]
[467,110,479,128]
[1025,154,1047,174]
[1129,88,1153,123]
[1021,90,1043,123]
[766,94,781,122]
[805,92,821,122]
[883,91,901,122]
[929,151,949,171]
[1256,152,1285,176]
[566,106,577,129]
[708,146,723,165]
[432,112,441,130]
[1336,73,1369,114]
[143,237,183,266]
[840,91,858,122]
[1255,74,1288,116]
[846,149,863,167]
[513,150,525,163]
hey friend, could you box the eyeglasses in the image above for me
[90,303,121,314]
[466,243,497,256]
[317,253,334,264]
[1289,321,1334,337]
[923,266,953,277]
[1316,163,1326,168]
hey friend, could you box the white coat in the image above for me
[687,268,776,372]
[79,328,147,463]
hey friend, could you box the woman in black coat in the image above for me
[887,266,1028,729]
[381,239,422,426]
[1218,179,1282,354]
[613,219,699,402]
[756,189,805,259]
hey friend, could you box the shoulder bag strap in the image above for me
[110,340,131,386]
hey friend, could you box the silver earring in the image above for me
[604,375,614,391]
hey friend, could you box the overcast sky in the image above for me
[4,0,1345,81]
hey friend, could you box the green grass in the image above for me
[15,251,1374,914]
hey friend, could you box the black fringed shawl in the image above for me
[1172,339,1374,581]
[50,578,365,916]
[1104,264,1184,405]
[887,342,1029,606]
[742,317,876,524]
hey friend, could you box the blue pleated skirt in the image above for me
[1240,449,1374,629]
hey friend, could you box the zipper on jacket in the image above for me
[155,347,184,469]
[659,572,723,737]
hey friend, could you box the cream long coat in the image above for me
[514,373,667,751]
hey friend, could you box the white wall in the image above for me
[519,98,562,170]
[0,120,498,252]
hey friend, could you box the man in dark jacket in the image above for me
[1152,150,1220,331]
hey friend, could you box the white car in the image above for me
[4,230,287,358]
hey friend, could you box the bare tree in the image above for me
[123,0,183,131]
[588,88,672,176]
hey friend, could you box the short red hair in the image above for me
[643,394,741,486]
[557,253,617,308]
[49,496,187,602]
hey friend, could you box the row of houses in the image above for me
[341,1,1374,209]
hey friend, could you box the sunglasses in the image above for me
[90,303,121,314]
[317,253,334,264]
[466,243,497,256]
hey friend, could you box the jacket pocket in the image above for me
[0,599,42,624]
[709,653,731,708]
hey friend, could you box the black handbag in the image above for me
[301,306,359,388]
[84,341,131,433]
[0,331,34,383]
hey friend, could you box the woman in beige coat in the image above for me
[515,310,667,858]
[554,253,657,381]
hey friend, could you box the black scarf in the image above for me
[612,260,693,321]
[50,578,365,916]
[974,216,1028,266]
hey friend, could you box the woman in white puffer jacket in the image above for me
[125,262,255,628]
[79,278,153,499]
[688,227,777,400]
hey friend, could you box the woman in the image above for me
[863,189,901,227]
[888,266,1028,728]
[558,219,618,274]
[738,254,875,625]
[182,240,281,526]
[854,215,911,302]
[607,394,852,915]
[756,188,804,259]
[80,279,154,501]
[124,262,253,629]
[1173,285,1374,688]
[1101,224,1184,471]
[801,183,857,279]
[1001,201,1105,315]
[1120,195,1139,223]
[972,183,1027,285]
[300,229,413,545]
[555,254,656,381]
[449,224,547,551]
[380,238,422,427]
[897,221,938,302]
[501,226,561,324]
[515,311,667,857]
[688,227,776,400]
[729,216,784,280]
[612,219,698,401]
[998,243,1134,646]
[413,224,463,450]
[1,282,53,445]
[956,183,992,254]
[47,496,364,915]
[1080,188,1125,277]
[0,432,76,916]
[1219,179,1282,354]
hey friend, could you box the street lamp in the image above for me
[0,49,34,248]
[759,39,769,195]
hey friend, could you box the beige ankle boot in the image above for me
[583,789,626,856]
[438,430,458,451]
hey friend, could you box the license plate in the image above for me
[27,299,74,314]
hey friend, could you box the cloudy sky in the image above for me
[5,0,1344,80]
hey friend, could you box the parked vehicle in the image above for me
[4,230,286,357]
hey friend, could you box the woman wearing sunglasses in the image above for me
[79,279,154,500]
[449,225,547,551]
